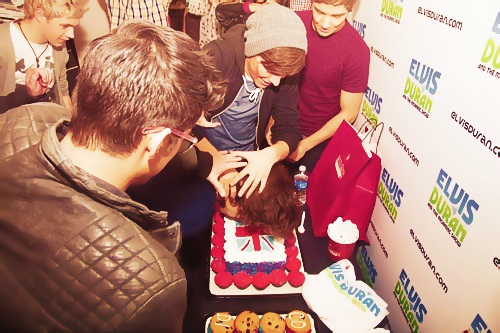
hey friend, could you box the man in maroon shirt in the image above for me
[289,0,369,171]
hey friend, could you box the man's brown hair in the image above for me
[70,20,226,155]
[260,47,306,77]
[225,164,301,239]
[311,0,356,11]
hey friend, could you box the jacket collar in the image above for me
[39,119,182,253]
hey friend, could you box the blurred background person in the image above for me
[0,0,87,113]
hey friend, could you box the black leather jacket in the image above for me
[0,104,187,331]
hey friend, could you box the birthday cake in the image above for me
[224,218,286,275]
[211,209,305,290]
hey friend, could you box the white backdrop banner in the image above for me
[352,0,500,332]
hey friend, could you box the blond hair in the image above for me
[24,0,88,19]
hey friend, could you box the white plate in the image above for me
[205,313,316,333]
[209,229,305,296]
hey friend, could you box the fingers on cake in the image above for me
[209,310,312,333]
[211,208,305,290]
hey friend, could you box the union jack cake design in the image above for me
[224,218,286,276]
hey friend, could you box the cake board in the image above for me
[209,229,306,296]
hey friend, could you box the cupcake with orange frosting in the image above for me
[284,311,311,333]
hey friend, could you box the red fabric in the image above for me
[307,120,382,243]
[296,11,370,137]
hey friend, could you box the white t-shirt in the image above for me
[10,21,55,89]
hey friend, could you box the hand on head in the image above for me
[228,147,279,198]
[208,151,247,197]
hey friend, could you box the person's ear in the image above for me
[34,7,47,24]
[147,128,171,156]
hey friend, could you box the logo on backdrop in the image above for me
[464,314,492,333]
[393,269,427,333]
[370,221,388,258]
[380,0,403,24]
[478,12,500,79]
[403,59,441,118]
[494,257,500,269]
[371,46,394,68]
[357,246,378,288]
[410,229,448,293]
[417,7,463,31]
[451,111,500,159]
[361,86,383,126]
[388,127,419,166]
[427,169,480,247]
[377,167,404,223]
[352,19,366,39]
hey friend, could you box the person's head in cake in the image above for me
[218,163,301,239]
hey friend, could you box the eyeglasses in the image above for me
[143,126,198,154]
[170,127,198,153]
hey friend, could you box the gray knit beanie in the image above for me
[244,3,307,57]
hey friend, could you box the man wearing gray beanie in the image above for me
[194,3,307,197]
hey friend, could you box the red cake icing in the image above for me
[211,259,227,273]
[287,271,305,287]
[211,234,225,246]
[252,272,271,290]
[211,247,225,259]
[270,269,288,287]
[212,203,304,290]
[286,258,301,272]
[284,235,296,247]
[212,223,225,234]
[234,271,252,289]
[285,245,299,258]
[214,271,233,289]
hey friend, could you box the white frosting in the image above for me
[223,217,286,263]
[327,217,359,244]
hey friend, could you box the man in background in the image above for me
[0,0,86,113]
[289,0,369,171]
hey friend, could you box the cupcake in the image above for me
[214,271,233,289]
[285,311,311,333]
[270,269,287,287]
[210,312,235,333]
[234,311,259,333]
[260,312,285,332]
[287,271,305,288]
[234,272,252,289]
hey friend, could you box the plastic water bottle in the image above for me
[294,165,309,205]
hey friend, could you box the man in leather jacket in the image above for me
[0,20,235,331]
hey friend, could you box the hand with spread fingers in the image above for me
[208,151,248,197]
[229,146,281,198]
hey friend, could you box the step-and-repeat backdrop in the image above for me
[351,0,499,331]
